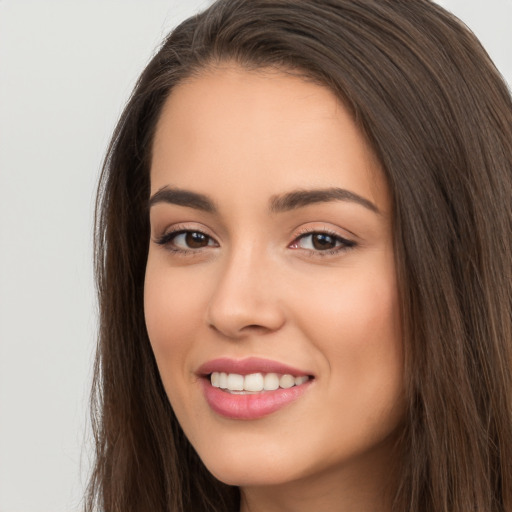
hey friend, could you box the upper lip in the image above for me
[197,357,313,377]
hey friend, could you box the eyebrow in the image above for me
[269,188,380,214]
[148,186,379,214]
[149,187,216,213]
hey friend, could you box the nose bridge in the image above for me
[206,237,285,338]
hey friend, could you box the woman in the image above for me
[86,0,512,511]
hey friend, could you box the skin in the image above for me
[145,64,405,512]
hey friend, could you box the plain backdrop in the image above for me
[0,1,510,511]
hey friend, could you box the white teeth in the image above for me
[279,374,295,389]
[211,372,220,387]
[263,372,280,390]
[210,371,310,392]
[295,376,308,385]
[244,373,264,392]
[227,373,244,391]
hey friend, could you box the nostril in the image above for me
[245,324,270,331]
[208,322,275,338]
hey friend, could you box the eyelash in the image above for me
[154,227,356,257]
[154,227,216,255]
[291,228,356,257]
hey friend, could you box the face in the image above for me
[145,65,404,494]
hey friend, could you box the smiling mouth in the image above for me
[210,372,312,393]
[200,360,314,419]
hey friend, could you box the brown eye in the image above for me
[311,233,337,250]
[290,231,356,255]
[184,231,210,248]
[155,230,217,251]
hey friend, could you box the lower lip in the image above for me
[201,378,312,420]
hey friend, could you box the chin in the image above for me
[194,441,304,487]
[206,461,295,488]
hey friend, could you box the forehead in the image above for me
[150,64,389,213]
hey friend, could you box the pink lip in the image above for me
[197,357,314,420]
[197,357,311,377]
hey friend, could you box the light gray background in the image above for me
[0,1,510,511]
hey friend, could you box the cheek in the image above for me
[296,260,401,350]
[143,263,205,389]
[294,262,403,417]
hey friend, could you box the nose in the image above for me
[205,246,286,339]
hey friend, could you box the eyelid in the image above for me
[152,223,357,258]
[292,224,356,243]
[153,222,216,240]
[289,226,357,256]
[153,223,219,253]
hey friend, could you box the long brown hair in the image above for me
[86,1,512,510]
